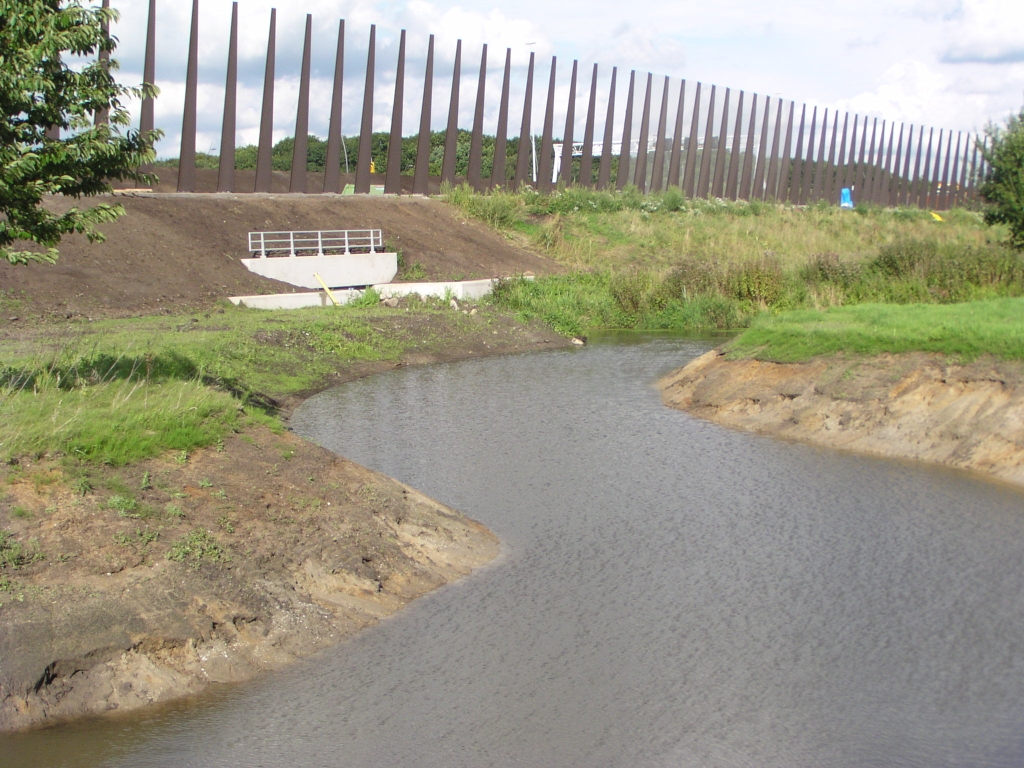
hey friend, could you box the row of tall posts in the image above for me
[131,0,986,209]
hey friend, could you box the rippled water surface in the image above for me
[7,335,1024,767]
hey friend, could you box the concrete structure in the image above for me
[240,252,397,289]
[375,278,498,301]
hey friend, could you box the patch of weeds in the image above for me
[215,438,225,453]
[137,528,159,546]
[108,495,138,517]
[280,448,295,460]
[217,515,235,533]
[112,531,132,546]
[141,471,152,490]
[11,507,31,519]
[166,529,228,568]
[74,476,93,496]
[198,478,213,489]
[171,490,188,499]
[174,450,189,465]
[165,504,185,519]
[211,489,227,500]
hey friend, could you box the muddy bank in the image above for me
[0,425,499,733]
[659,349,1024,486]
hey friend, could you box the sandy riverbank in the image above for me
[659,349,1024,486]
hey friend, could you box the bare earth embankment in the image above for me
[660,349,1024,486]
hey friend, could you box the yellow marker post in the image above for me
[930,212,944,222]
[313,272,341,306]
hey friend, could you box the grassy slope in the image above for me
[0,298,522,465]
[727,297,1024,362]
[444,186,1023,336]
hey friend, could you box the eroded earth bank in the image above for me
[0,427,499,732]
[660,349,1024,486]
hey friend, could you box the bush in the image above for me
[980,106,1024,249]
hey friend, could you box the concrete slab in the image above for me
[241,252,398,289]
[228,290,363,310]
[373,279,497,300]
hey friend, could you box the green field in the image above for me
[727,297,1024,362]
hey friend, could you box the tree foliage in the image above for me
[980,106,1024,250]
[0,0,158,265]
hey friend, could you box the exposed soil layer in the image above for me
[0,426,499,733]
[0,191,558,320]
[660,349,1024,486]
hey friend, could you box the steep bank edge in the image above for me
[659,349,1024,486]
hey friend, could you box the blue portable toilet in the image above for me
[840,187,854,209]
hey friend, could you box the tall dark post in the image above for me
[859,117,877,199]
[811,109,829,203]
[901,126,918,207]
[254,9,277,193]
[490,48,511,188]
[799,107,817,204]
[725,90,744,200]
[711,88,731,198]
[633,73,653,192]
[782,103,798,202]
[466,45,488,191]
[139,0,156,172]
[739,93,757,200]
[538,57,558,193]
[177,0,199,193]
[696,85,717,198]
[840,116,858,193]
[668,80,686,189]
[384,29,406,195]
[355,25,376,194]
[880,120,896,206]
[682,83,702,198]
[651,76,670,192]
[854,116,869,197]
[290,14,313,194]
[95,0,111,126]
[947,132,962,209]
[889,123,905,207]
[913,128,929,208]
[764,99,785,200]
[580,64,598,187]
[597,67,616,190]
[514,52,535,189]
[616,70,636,190]
[751,95,771,200]
[323,20,345,193]
[938,129,954,209]
[865,119,882,204]
[918,127,934,208]
[413,35,435,194]
[217,2,239,193]
[926,129,943,209]
[441,40,462,187]
[557,60,579,186]
[825,111,843,205]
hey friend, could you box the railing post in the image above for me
[289,231,295,256]
[344,231,350,254]
[318,231,323,256]
[260,232,266,258]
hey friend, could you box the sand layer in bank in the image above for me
[660,349,1024,486]
[0,426,499,733]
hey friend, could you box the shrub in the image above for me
[980,106,1024,249]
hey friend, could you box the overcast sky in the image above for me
[100,0,1024,158]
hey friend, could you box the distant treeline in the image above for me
[156,130,614,184]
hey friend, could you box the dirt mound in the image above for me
[0,188,558,320]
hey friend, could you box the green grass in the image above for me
[0,302,425,465]
[728,297,1024,362]
[443,184,1001,271]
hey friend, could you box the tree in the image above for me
[0,0,158,265]
[980,106,1024,250]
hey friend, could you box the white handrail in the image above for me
[247,229,384,258]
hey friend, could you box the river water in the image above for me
[6,335,1024,767]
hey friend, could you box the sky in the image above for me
[96,0,1024,159]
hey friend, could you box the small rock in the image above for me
[382,297,399,308]
[449,299,459,310]
[571,337,586,346]
[8,316,18,322]
[470,308,478,315]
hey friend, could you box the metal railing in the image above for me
[248,229,383,258]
